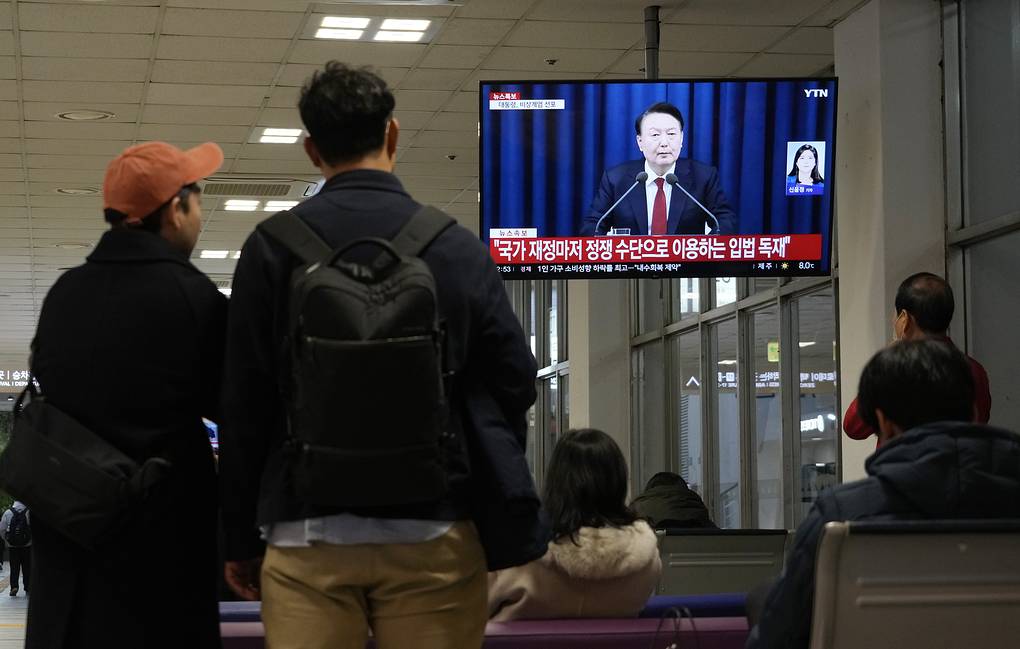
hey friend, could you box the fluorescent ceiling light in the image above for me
[258,127,302,144]
[321,16,371,29]
[374,30,424,42]
[224,200,260,211]
[316,28,364,40]
[380,18,430,31]
[200,250,229,259]
[717,359,737,366]
[264,201,299,211]
[233,251,241,259]
[798,341,816,348]
[218,288,232,297]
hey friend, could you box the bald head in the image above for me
[894,272,954,337]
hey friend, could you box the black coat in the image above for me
[746,421,1020,649]
[219,170,546,569]
[630,481,717,529]
[27,229,226,649]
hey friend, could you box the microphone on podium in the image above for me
[594,171,648,235]
[665,173,721,234]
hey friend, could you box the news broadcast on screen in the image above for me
[479,78,838,279]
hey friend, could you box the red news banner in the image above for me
[490,234,823,265]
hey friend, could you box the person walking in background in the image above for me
[843,272,991,446]
[631,471,717,529]
[488,429,662,621]
[0,501,31,596]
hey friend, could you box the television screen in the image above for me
[479,78,838,279]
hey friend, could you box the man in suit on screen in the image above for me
[580,102,736,236]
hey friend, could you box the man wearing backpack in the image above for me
[0,502,31,596]
[219,62,544,649]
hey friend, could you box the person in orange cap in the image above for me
[23,142,227,649]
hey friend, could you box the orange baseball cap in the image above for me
[103,141,224,222]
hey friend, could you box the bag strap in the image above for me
[258,211,332,264]
[389,205,455,259]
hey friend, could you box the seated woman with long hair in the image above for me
[487,429,662,620]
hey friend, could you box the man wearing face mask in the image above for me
[842,272,992,447]
[25,142,227,649]
[580,102,736,236]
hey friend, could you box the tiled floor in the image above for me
[0,570,29,647]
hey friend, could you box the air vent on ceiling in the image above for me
[204,183,292,198]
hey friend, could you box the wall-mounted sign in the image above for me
[0,370,29,389]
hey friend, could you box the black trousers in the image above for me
[9,546,30,592]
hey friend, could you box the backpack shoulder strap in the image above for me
[390,205,455,259]
[257,210,332,264]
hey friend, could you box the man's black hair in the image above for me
[298,61,395,166]
[894,272,954,334]
[635,102,685,135]
[644,471,689,491]
[103,183,200,233]
[857,339,974,432]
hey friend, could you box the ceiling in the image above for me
[0,0,865,375]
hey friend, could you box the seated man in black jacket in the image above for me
[746,339,1020,649]
[630,472,717,529]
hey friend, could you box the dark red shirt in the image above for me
[843,338,992,446]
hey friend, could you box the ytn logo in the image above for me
[804,89,829,98]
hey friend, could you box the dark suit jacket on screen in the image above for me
[581,159,736,236]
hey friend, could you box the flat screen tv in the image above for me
[479,78,837,279]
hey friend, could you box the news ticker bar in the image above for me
[490,234,822,265]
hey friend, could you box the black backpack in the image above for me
[7,508,31,547]
[258,205,455,509]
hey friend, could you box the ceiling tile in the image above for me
[804,0,870,27]
[23,102,139,123]
[24,138,130,156]
[485,46,624,73]
[161,8,304,38]
[767,27,834,55]
[529,0,647,22]
[19,32,152,58]
[276,64,407,89]
[25,121,136,141]
[609,50,757,77]
[235,143,307,161]
[24,169,104,183]
[22,80,144,103]
[0,168,24,180]
[0,121,19,137]
[735,53,834,76]
[0,100,14,120]
[418,44,492,70]
[151,60,279,86]
[27,154,115,170]
[394,161,476,177]
[399,68,471,91]
[21,57,150,82]
[136,124,252,144]
[394,89,453,111]
[0,31,12,56]
[434,18,515,46]
[400,147,477,164]
[18,4,159,33]
[0,152,20,167]
[507,21,642,49]
[157,35,290,62]
[142,105,260,126]
[254,107,303,128]
[0,56,12,79]
[167,0,306,10]
[0,3,10,30]
[267,86,300,109]
[446,91,478,113]
[391,110,435,130]
[146,83,269,107]
[672,0,830,26]
[455,0,535,20]
[406,130,477,149]
[230,158,316,174]
[289,41,426,68]
[660,24,791,53]
[427,112,476,131]
[466,69,587,90]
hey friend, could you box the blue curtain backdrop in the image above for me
[481,80,837,268]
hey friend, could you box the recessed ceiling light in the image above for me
[263,201,299,211]
[798,341,816,348]
[321,16,370,29]
[232,251,241,259]
[200,250,230,259]
[256,128,302,144]
[218,287,233,297]
[53,242,90,249]
[316,28,364,40]
[224,200,260,211]
[374,30,424,42]
[717,359,737,365]
[56,110,115,121]
[55,187,99,195]
[380,18,430,31]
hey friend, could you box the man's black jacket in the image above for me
[219,170,545,569]
[746,421,1020,649]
